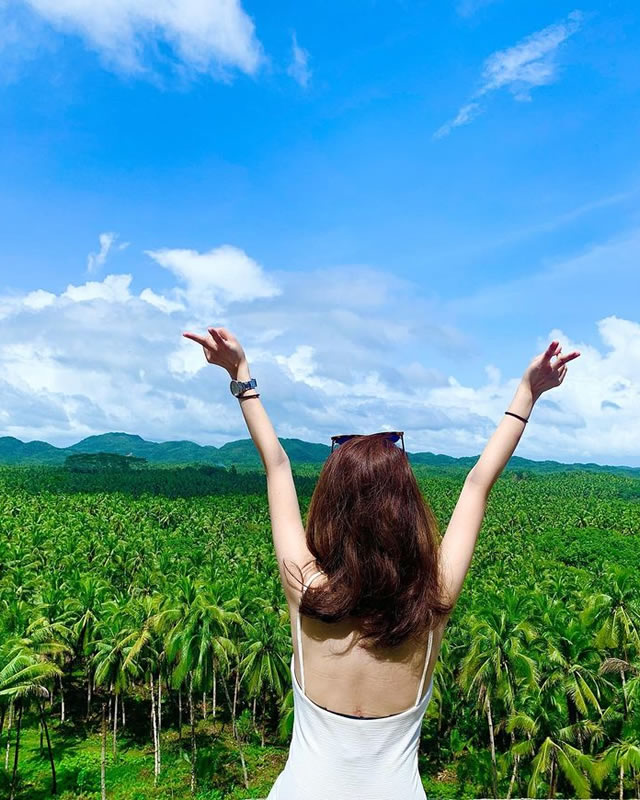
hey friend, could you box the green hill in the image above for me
[0,431,639,476]
[0,436,68,464]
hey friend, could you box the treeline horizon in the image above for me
[1,430,639,476]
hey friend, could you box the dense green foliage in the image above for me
[64,454,148,473]
[1,464,639,799]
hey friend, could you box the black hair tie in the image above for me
[505,411,528,424]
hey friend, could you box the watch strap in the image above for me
[238,378,257,393]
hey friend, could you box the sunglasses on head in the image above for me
[330,431,405,453]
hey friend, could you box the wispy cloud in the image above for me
[433,102,482,140]
[13,0,264,78]
[87,232,127,273]
[456,0,500,18]
[435,11,583,138]
[287,32,311,88]
[87,232,113,274]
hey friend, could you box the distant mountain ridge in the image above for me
[0,432,638,476]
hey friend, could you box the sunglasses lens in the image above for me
[332,432,404,450]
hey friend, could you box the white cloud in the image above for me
[22,289,56,310]
[87,231,118,273]
[62,273,133,303]
[1,241,639,466]
[15,0,263,78]
[139,287,185,314]
[435,11,583,137]
[145,244,281,316]
[480,11,583,99]
[287,32,311,88]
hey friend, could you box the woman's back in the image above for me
[287,568,446,718]
[267,569,447,800]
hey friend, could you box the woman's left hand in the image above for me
[183,326,247,377]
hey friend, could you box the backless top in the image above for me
[266,570,435,800]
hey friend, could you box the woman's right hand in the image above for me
[182,326,248,378]
[522,340,581,400]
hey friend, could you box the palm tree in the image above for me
[93,607,136,761]
[239,609,290,746]
[541,617,604,749]
[0,637,62,799]
[159,576,242,794]
[508,703,596,798]
[69,575,109,720]
[592,739,640,800]
[122,595,162,783]
[458,588,538,797]
[581,566,640,723]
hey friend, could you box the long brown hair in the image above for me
[284,432,453,650]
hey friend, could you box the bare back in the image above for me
[287,569,449,718]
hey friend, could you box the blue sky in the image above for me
[1,0,639,465]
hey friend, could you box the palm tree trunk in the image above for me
[239,742,249,789]
[485,692,498,798]
[39,701,57,795]
[4,701,12,770]
[252,695,257,726]
[59,675,66,723]
[9,701,23,800]
[112,694,118,761]
[506,752,519,800]
[157,676,162,776]
[101,702,107,800]
[202,692,207,719]
[221,673,248,786]
[0,705,5,749]
[260,687,266,747]
[212,663,217,719]
[178,689,183,742]
[233,668,239,721]
[620,763,624,800]
[121,697,125,727]
[549,755,557,799]
[189,675,197,796]
[150,674,159,783]
[87,669,93,721]
[222,673,238,739]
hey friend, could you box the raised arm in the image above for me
[183,326,287,471]
[182,327,313,596]
[438,340,580,608]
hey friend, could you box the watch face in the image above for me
[230,380,241,396]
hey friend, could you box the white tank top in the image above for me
[267,570,435,800]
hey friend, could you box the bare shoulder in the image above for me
[282,560,326,607]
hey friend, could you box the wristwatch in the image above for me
[230,377,257,397]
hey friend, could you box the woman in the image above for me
[183,326,580,800]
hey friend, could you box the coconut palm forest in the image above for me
[1,451,640,799]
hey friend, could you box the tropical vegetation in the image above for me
[0,462,639,798]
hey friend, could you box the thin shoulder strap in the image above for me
[296,570,324,695]
[415,628,434,706]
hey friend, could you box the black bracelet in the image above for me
[238,393,260,400]
[505,411,528,424]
